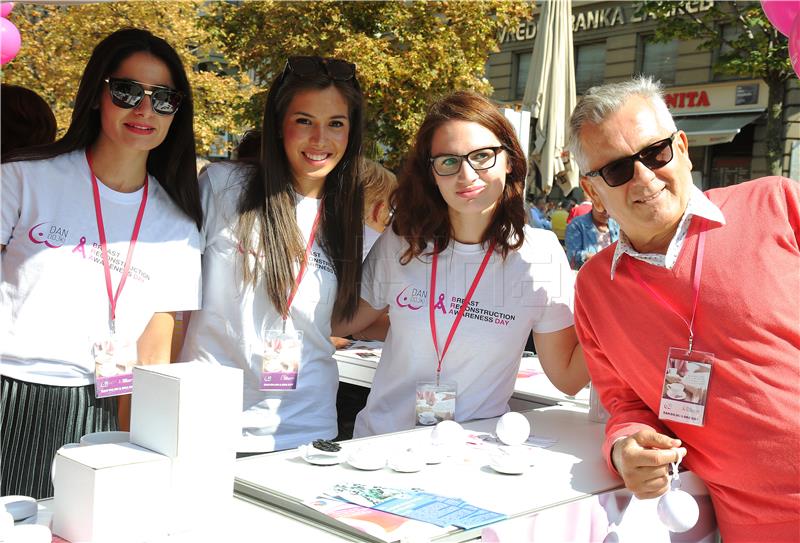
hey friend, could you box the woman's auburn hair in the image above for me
[390,90,527,264]
[235,69,365,322]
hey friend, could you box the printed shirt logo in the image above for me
[28,222,70,248]
[395,286,424,310]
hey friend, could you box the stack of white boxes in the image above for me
[53,363,243,542]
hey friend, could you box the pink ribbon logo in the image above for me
[72,236,87,259]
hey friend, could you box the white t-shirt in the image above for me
[353,226,574,437]
[180,162,340,453]
[0,150,202,386]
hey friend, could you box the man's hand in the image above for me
[611,429,686,499]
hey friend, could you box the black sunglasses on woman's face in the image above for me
[585,131,679,187]
[104,78,183,116]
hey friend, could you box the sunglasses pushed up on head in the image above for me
[281,56,356,83]
[104,78,183,116]
[585,131,679,187]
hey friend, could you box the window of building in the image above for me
[713,25,742,81]
[515,51,532,100]
[639,36,677,86]
[575,42,606,94]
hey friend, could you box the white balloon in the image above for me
[495,412,530,446]
[430,420,463,445]
[657,489,699,532]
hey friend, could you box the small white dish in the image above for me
[297,443,344,466]
[489,447,532,475]
[388,451,425,473]
[347,448,386,471]
[489,460,528,475]
[0,495,37,521]
[667,390,687,400]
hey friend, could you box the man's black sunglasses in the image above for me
[104,78,182,116]
[282,56,356,82]
[585,131,679,187]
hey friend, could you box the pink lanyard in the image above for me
[625,223,707,352]
[429,241,496,382]
[86,149,148,333]
[283,200,324,323]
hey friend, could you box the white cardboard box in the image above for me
[52,442,170,543]
[130,362,243,534]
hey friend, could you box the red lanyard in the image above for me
[625,223,706,352]
[86,149,148,333]
[429,241,496,380]
[283,200,324,322]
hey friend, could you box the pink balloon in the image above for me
[0,16,21,65]
[761,0,800,37]
[0,3,13,18]
[790,14,800,78]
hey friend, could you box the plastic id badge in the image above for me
[93,336,137,398]
[658,347,714,427]
[260,330,303,391]
[415,380,457,426]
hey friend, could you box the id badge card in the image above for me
[92,335,137,398]
[415,380,457,426]
[658,347,714,427]
[260,330,303,391]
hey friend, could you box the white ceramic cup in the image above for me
[667,383,685,395]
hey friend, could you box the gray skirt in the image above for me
[1,375,118,499]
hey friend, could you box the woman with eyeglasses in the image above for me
[335,91,589,437]
[180,56,364,453]
[0,29,202,498]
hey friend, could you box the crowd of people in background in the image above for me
[1,26,797,541]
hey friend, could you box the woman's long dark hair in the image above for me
[235,67,364,321]
[2,28,202,230]
[391,90,527,264]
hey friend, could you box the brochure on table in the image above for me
[234,405,621,543]
[334,340,383,364]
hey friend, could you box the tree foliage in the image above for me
[1,1,253,156]
[635,0,792,174]
[207,0,532,166]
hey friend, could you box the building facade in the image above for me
[487,0,800,191]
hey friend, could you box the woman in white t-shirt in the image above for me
[335,91,590,437]
[0,29,202,498]
[180,57,365,453]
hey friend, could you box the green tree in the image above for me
[208,0,532,166]
[636,0,793,176]
[1,1,253,156]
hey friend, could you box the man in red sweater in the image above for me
[568,76,799,542]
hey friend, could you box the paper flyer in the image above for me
[304,496,450,542]
[323,483,506,531]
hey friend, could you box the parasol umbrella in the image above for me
[523,0,579,198]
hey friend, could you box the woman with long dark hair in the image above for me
[336,91,588,437]
[0,28,203,498]
[180,56,364,453]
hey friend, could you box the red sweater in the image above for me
[575,177,800,542]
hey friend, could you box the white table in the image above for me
[234,406,615,542]
[233,406,716,543]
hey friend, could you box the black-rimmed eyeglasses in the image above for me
[282,56,356,82]
[585,131,678,187]
[430,146,505,177]
[104,78,182,116]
